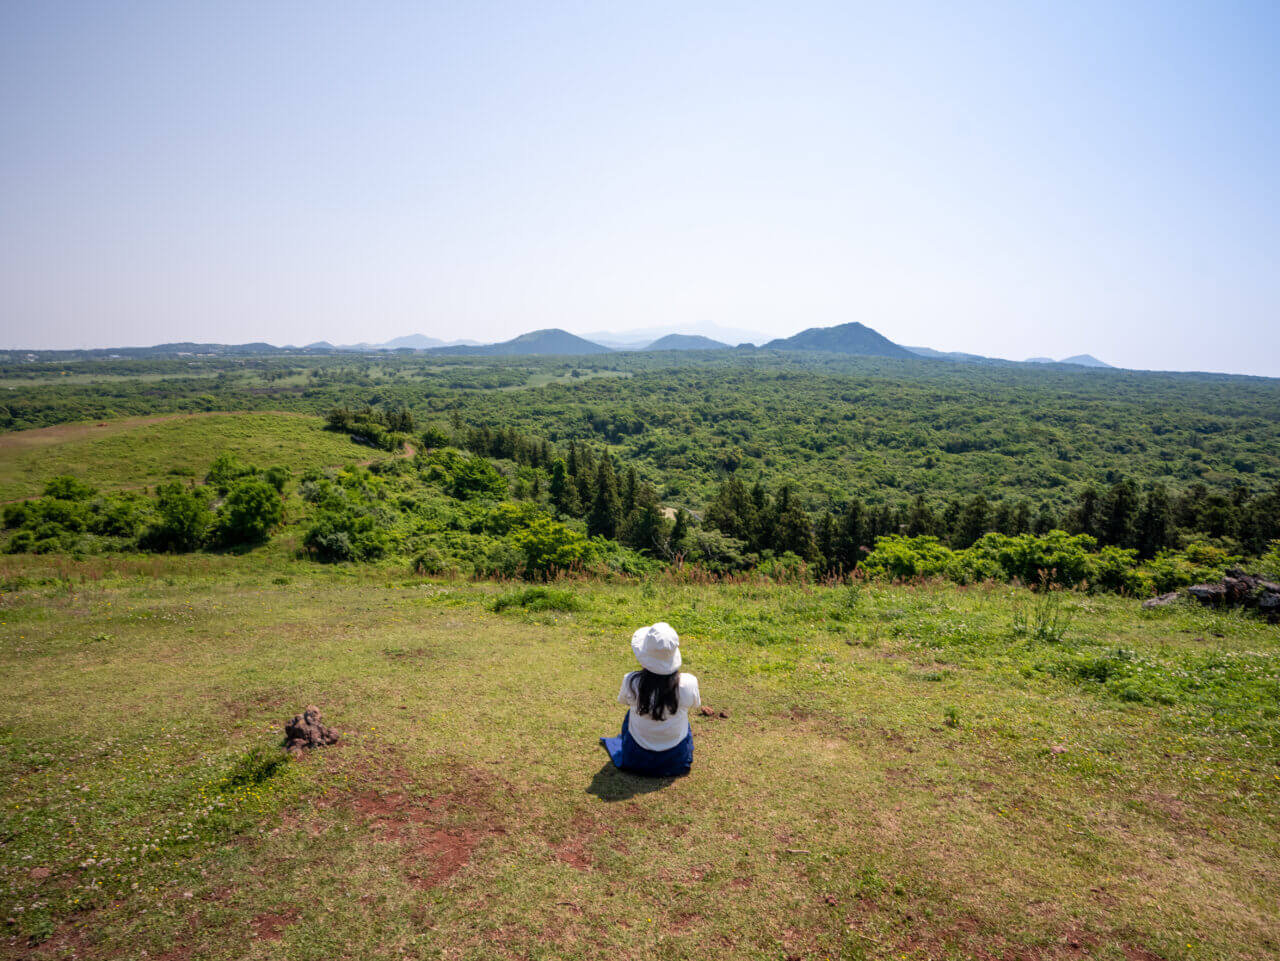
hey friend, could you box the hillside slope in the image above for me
[764,322,916,358]
[3,566,1275,960]
[644,334,731,351]
[430,329,613,356]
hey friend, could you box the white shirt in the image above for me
[618,671,701,751]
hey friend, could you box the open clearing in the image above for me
[1,557,1276,960]
[0,413,365,501]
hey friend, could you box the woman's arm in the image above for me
[617,672,637,706]
[681,673,701,710]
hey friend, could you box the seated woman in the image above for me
[601,622,700,777]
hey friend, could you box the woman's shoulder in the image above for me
[679,672,699,690]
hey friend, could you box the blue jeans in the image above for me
[600,710,693,777]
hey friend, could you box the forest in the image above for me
[2,348,1278,595]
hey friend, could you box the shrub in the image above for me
[412,547,449,575]
[421,449,507,500]
[144,482,211,552]
[1261,541,1280,581]
[491,586,583,613]
[212,478,283,546]
[510,516,598,577]
[205,453,256,493]
[860,535,954,580]
[42,475,97,500]
[303,508,387,562]
[264,466,291,493]
[420,423,452,449]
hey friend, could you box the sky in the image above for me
[1,2,1277,375]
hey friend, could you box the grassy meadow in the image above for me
[2,555,1277,960]
[0,414,365,502]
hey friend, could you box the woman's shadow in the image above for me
[585,759,683,802]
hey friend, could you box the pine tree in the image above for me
[1068,487,1102,539]
[576,446,596,509]
[1135,483,1174,558]
[833,498,865,572]
[906,494,934,537]
[1034,502,1056,535]
[587,458,622,539]
[1011,501,1033,535]
[1101,479,1139,548]
[671,508,690,553]
[773,485,818,561]
[622,466,638,515]
[993,501,1014,535]
[954,494,990,549]
[549,459,581,517]
[705,477,757,544]
[816,511,837,573]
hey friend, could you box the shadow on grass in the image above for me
[585,759,682,802]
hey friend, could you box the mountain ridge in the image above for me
[763,322,916,358]
[428,328,613,356]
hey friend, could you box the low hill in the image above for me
[1061,353,1113,368]
[644,334,731,351]
[0,412,360,501]
[905,345,992,362]
[763,322,916,358]
[1026,354,1114,368]
[381,333,446,349]
[429,329,613,356]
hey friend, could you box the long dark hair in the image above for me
[630,669,680,721]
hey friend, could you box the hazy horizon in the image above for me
[2,2,1277,375]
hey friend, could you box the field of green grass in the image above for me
[2,555,1276,960]
[0,414,367,502]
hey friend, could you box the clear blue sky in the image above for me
[1,2,1277,374]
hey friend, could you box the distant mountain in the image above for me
[429,328,613,356]
[1025,354,1114,368]
[1060,354,1113,368]
[763,322,915,358]
[581,322,770,348]
[382,333,445,349]
[645,334,731,351]
[905,345,991,362]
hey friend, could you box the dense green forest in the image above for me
[3,349,1279,590]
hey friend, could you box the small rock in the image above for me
[698,706,715,717]
[1050,744,1067,755]
[718,709,730,719]
[28,867,50,880]
[1141,591,1179,610]
[282,705,340,756]
[1187,583,1227,605]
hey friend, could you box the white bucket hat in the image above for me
[631,622,681,675]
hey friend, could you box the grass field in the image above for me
[0,414,366,502]
[2,555,1276,960]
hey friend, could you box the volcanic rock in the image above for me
[1142,592,1180,609]
[283,705,340,757]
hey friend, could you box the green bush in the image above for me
[860,535,954,580]
[491,586,583,613]
[144,482,212,552]
[212,478,283,546]
[510,516,598,577]
[42,475,97,500]
[303,508,387,562]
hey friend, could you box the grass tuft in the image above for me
[491,585,583,613]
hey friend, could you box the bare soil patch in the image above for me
[250,907,300,941]
[349,767,507,889]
